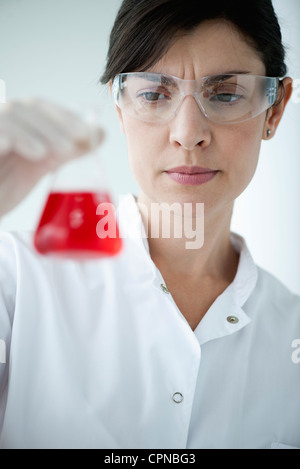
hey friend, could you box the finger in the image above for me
[9,102,76,156]
[10,101,105,160]
[0,99,106,165]
[29,98,105,147]
[0,119,48,160]
[31,99,92,140]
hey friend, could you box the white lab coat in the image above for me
[0,194,299,449]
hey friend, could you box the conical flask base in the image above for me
[34,191,123,259]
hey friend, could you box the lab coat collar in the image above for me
[193,291,251,345]
[117,195,258,345]
[192,233,258,344]
[193,233,258,344]
[229,232,258,307]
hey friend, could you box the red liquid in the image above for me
[34,192,123,259]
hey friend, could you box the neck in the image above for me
[136,194,239,285]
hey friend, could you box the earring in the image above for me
[266,129,272,138]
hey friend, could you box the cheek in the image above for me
[223,120,263,175]
[217,119,264,201]
[123,119,166,173]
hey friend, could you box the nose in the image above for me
[169,95,211,151]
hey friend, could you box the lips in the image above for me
[165,166,219,186]
[166,166,216,174]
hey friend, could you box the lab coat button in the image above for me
[227,315,239,324]
[172,392,184,404]
[160,283,170,294]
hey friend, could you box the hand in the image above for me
[0,98,105,217]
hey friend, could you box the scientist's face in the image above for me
[115,20,287,217]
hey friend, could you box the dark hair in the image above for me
[100,0,287,85]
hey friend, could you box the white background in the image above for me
[0,0,299,294]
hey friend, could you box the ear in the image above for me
[263,77,293,140]
[109,80,125,134]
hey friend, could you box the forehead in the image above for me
[149,20,266,78]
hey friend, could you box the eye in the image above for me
[203,82,246,105]
[136,87,172,104]
[139,92,167,101]
[210,93,242,103]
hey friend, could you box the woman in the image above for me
[0,0,299,449]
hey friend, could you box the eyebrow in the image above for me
[142,70,251,81]
[205,71,251,80]
[141,73,177,86]
[132,70,252,89]
[202,71,251,86]
[218,70,251,75]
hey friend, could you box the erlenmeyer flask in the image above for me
[33,112,122,260]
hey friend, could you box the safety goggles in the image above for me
[112,72,279,124]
